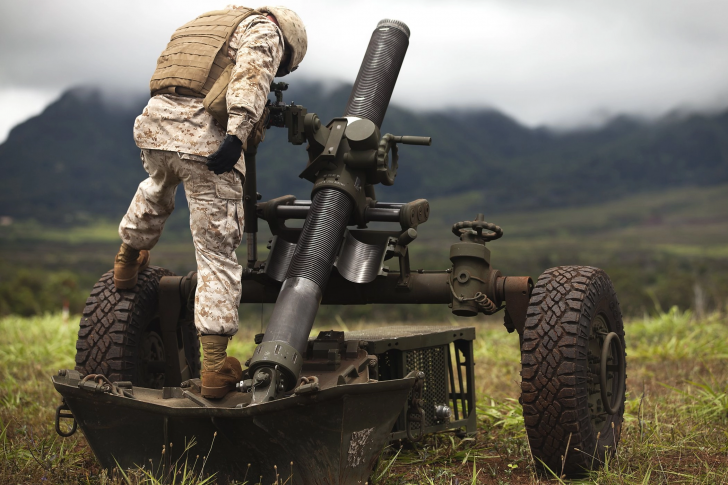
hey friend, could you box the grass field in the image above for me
[3,184,728,318]
[1,310,727,484]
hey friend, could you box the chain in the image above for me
[406,371,426,442]
[79,374,123,396]
[447,277,502,315]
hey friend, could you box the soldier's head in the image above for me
[258,6,307,77]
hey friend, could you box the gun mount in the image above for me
[56,17,627,484]
[243,19,435,403]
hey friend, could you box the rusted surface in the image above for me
[500,276,534,334]
[346,427,374,467]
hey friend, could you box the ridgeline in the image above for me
[1,83,727,224]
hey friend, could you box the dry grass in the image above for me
[1,309,727,484]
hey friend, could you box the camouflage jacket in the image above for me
[132,8,284,173]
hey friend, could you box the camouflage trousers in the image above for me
[119,149,244,336]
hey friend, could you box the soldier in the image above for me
[113,5,307,398]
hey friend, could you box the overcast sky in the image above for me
[1,0,728,141]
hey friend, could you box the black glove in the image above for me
[206,134,243,174]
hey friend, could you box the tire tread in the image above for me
[75,266,174,383]
[520,265,625,475]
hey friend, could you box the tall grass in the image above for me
[373,308,728,484]
[1,309,727,483]
[627,306,728,361]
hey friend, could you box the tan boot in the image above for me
[113,243,150,289]
[200,335,243,399]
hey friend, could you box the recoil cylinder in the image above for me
[261,189,353,356]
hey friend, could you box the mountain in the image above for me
[1,84,727,224]
[0,88,145,223]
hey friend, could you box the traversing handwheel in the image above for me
[452,213,503,241]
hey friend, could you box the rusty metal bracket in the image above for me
[499,276,534,335]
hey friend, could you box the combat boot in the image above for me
[113,243,150,289]
[200,335,243,399]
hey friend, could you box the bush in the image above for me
[0,268,86,317]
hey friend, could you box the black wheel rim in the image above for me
[600,332,626,415]
[587,314,624,431]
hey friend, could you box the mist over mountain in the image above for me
[1,83,727,224]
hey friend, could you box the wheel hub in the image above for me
[587,315,625,430]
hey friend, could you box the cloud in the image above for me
[1,0,728,129]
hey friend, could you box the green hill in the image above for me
[2,182,727,317]
[1,84,727,224]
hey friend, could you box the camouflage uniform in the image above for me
[120,10,284,336]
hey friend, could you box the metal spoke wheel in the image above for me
[520,266,626,477]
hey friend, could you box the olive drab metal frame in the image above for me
[150,78,535,434]
[347,326,478,440]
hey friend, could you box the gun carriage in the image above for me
[53,18,627,484]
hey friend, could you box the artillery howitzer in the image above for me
[53,19,627,483]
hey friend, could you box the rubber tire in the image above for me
[74,266,201,388]
[520,266,625,477]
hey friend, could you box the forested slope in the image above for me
[1,83,727,224]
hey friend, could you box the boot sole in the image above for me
[113,274,139,290]
[201,384,234,399]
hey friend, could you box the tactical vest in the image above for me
[149,8,261,129]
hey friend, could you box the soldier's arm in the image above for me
[226,17,285,142]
